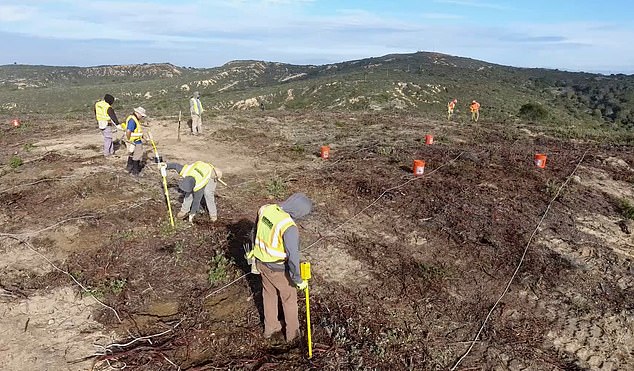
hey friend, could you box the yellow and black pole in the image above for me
[148,131,175,227]
[300,261,313,359]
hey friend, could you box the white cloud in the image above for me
[0,0,632,73]
[0,5,37,22]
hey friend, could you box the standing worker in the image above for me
[189,91,204,135]
[246,193,312,344]
[470,100,481,122]
[123,107,147,176]
[94,94,120,158]
[447,98,457,120]
[160,160,222,222]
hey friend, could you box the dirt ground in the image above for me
[0,111,632,370]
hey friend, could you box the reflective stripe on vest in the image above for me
[125,114,143,142]
[179,161,213,192]
[252,204,296,263]
[95,100,111,122]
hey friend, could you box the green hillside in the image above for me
[1,52,633,136]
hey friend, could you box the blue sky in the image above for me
[1,0,633,73]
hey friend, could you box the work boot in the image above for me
[126,156,134,172]
[177,210,188,219]
[265,331,285,345]
[130,160,143,177]
[209,215,217,222]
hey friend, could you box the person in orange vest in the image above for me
[470,100,481,122]
[447,98,457,120]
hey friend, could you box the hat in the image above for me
[134,107,147,117]
[280,193,312,220]
[193,91,200,98]
[179,176,195,193]
[104,94,115,105]
[472,100,476,103]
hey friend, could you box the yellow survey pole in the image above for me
[148,132,175,227]
[300,262,313,359]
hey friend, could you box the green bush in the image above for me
[109,278,127,295]
[617,198,634,220]
[519,102,549,122]
[266,177,287,199]
[208,252,231,284]
[9,156,22,168]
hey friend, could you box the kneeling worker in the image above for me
[247,193,312,343]
[161,161,222,222]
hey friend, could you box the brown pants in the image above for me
[257,261,299,341]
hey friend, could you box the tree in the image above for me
[519,102,549,122]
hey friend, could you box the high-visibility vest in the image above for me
[470,102,480,112]
[190,97,202,115]
[252,204,296,264]
[124,114,143,143]
[179,161,215,192]
[95,100,111,122]
[448,101,456,110]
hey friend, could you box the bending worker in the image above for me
[447,98,457,120]
[470,100,481,122]
[123,107,147,176]
[94,94,120,158]
[247,193,312,344]
[161,160,222,222]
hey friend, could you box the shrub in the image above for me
[208,252,231,284]
[519,102,549,122]
[617,198,634,220]
[266,177,287,199]
[9,156,22,168]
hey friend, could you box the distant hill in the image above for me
[1,52,633,132]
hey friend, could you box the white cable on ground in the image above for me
[2,234,122,322]
[204,273,251,299]
[304,151,465,251]
[450,149,588,371]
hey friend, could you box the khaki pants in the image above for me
[257,261,299,341]
[127,142,143,161]
[191,114,202,135]
[181,180,217,217]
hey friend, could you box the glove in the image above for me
[159,162,167,177]
[296,280,308,291]
[188,214,194,223]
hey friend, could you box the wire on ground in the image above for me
[449,149,589,371]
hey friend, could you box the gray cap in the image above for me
[280,193,312,220]
[179,176,195,193]
[193,91,200,98]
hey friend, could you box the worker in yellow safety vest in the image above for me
[246,193,312,344]
[123,107,147,176]
[470,100,481,122]
[447,98,457,120]
[94,94,121,158]
[161,160,223,222]
[189,91,204,135]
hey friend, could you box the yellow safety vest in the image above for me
[190,97,202,115]
[124,114,143,143]
[252,204,296,263]
[95,100,111,122]
[179,161,214,192]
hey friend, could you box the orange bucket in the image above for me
[534,154,547,168]
[425,134,434,145]
[320,145,330,159]
[413,160,425,176]
[11,119,20,128]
